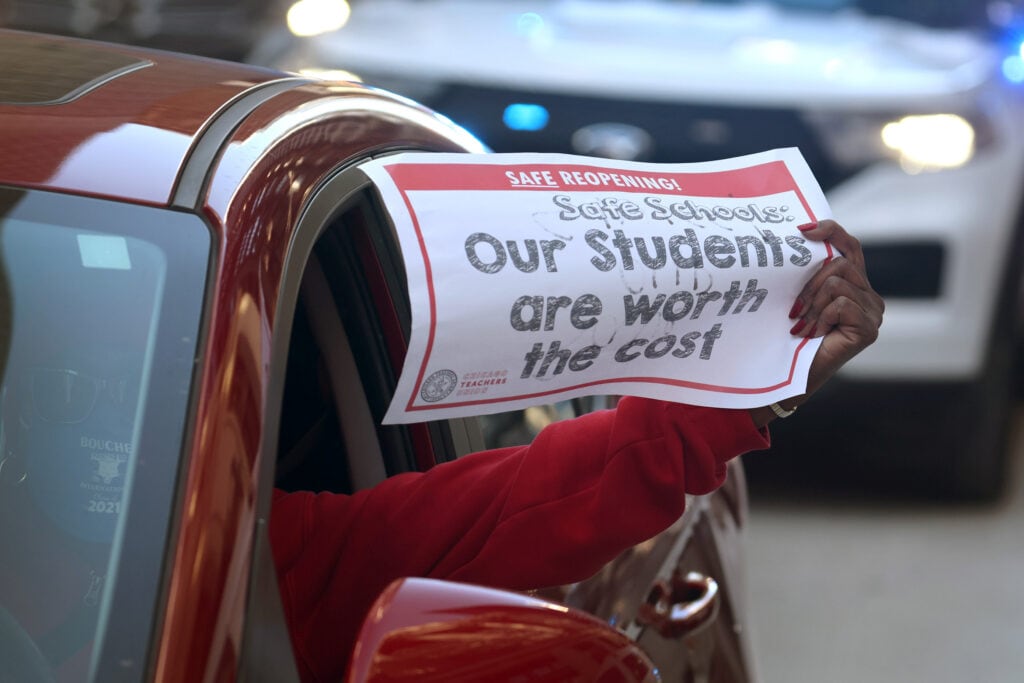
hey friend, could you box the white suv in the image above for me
[257,0,1024,499]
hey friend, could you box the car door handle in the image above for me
[636,571,720,639]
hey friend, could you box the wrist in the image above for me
[748,396,804,428]
[769,402,798,419]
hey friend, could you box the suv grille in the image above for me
[427,84,859,192]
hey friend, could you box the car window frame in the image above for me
[240,160,485,679]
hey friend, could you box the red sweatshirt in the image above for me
[270,397,770,682]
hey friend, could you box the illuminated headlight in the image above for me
[805,109,991,173]
[881,114,975,171]
[287,0,351,37]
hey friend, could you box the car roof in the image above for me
[0,29,294,205]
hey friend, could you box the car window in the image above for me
[272,173,613,482]
[276,182,487,493]
[0,188,208,683]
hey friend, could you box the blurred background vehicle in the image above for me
[0,0,283,60]
[0,28,756,682]
[256,0,1024,501]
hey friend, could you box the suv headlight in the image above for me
[804,108,994,173]
[881,114,975,170]
[286,0,352,37]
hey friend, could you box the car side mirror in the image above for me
[347,577,658,683]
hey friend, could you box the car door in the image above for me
[239,159,754,681]
[238,162,663,681]
[483,406,757,683]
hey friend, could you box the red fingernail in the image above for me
[807,324,818,338]
[788,300,803,319]
[797,221,818,232]
[789,319,806,335]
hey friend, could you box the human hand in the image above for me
[750,219,884,426]
[791,219,885,395]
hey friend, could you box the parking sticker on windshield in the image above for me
[359,149,832,424]
[77,234,132,270]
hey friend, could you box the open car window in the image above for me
[275,172,491,495]
[278,190,430,492]
[271,169,614,484]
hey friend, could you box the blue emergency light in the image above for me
[503,103,550,131]
[1002,40,1024,83]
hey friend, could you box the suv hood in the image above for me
[306,0,996,107]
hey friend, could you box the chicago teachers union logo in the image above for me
[420,369,458,403]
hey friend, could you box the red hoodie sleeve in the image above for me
[270,397,769,682]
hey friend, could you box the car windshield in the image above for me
[0,188,209,682]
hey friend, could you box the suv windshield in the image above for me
[690,0,995,29]
[0,188,209,682]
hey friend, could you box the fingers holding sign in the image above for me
[789,219,885,396]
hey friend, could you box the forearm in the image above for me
[270,398,769,681]
[445,397,769,589]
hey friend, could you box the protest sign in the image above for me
[357,149,833,424]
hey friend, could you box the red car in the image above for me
[0,30,756,683]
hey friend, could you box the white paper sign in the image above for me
[359,149,833,424]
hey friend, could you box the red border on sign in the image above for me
[385,160,831,413]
